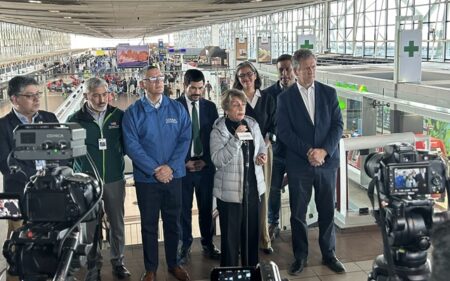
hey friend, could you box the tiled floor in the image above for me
[84,227,384,281]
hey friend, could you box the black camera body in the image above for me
[210,261,281,281]
[1,123,102,281]
[364,143,450,281]
[365,144,447,197]
[23,166,100,223]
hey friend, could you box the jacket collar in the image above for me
[75,103,116,121]
[140,94,168,112]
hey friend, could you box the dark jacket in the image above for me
[244,89,276,140]
[176,95,219,171]
[0,110,58,195]
[67,103,125,184]
[277,81,343,171]
[262,82,286,158]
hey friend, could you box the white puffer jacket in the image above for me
[210,116,266,203]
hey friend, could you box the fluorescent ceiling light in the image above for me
[28,0,42,3]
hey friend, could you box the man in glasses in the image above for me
[0,76,58,279]
[67,77,130,279]
[122,65,192,281]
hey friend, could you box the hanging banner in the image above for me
[297,34,316,52]
[398,29,422,83]
[235,38,248,60]
[257,36,271,63]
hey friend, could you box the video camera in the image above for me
[210,261,283,281]
[1,123,102,281]
[363,143,450,281]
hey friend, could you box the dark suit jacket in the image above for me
[176,96,219,172]
[0,110,58,195]
[245,90,276,139]
[262,81,285,158]
[277,81,343,171]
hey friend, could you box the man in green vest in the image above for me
[67,77,130,279]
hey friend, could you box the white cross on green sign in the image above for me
[300,40,314,49]
[404,40,419,57]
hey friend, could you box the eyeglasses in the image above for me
[17,92,42,99]
[237,71,254,79]
[143,76,165,83]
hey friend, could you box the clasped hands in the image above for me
[154,165,173,183]
[307,148,327,167]
[186,159,206,172]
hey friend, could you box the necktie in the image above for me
[191,101,202,156]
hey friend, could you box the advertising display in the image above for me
[116,45,149,68]
[235,38,248,60]
[257,36,271,63]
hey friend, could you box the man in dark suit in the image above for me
[263,54,296,241]
[277,49,345,275]
[0,76,58,237]
[176,69,220,263]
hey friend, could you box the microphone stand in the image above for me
[242,140,250,266]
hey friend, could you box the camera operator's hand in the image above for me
[154,165,173,183]
[307,148,327,167]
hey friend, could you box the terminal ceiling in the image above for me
[0,0,317,38]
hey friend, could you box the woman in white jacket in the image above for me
[210,89,267,267]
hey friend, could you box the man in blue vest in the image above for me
[123,65,191,281]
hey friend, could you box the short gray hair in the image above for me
[221,89,247,111]
[292,49,316,69]
[141,65,159,78]
[84,77,108,94]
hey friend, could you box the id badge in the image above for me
[98,138,107,150]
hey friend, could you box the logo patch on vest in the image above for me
[108,122,120,129]
[166,118,178,124]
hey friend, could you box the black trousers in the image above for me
[217,190,260,267]
[288,167,337,261]
[135,179,182,271]
[180,169,215,249]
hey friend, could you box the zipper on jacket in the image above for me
[156,108,165,167]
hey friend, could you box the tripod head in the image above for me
[365,144,450,281]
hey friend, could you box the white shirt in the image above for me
[297,82,315,125]
[185,96,201,157]
[246,89,261,109]
[147,94,162,109]
[13,108,46,170]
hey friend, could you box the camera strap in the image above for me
[368,178,398,279]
